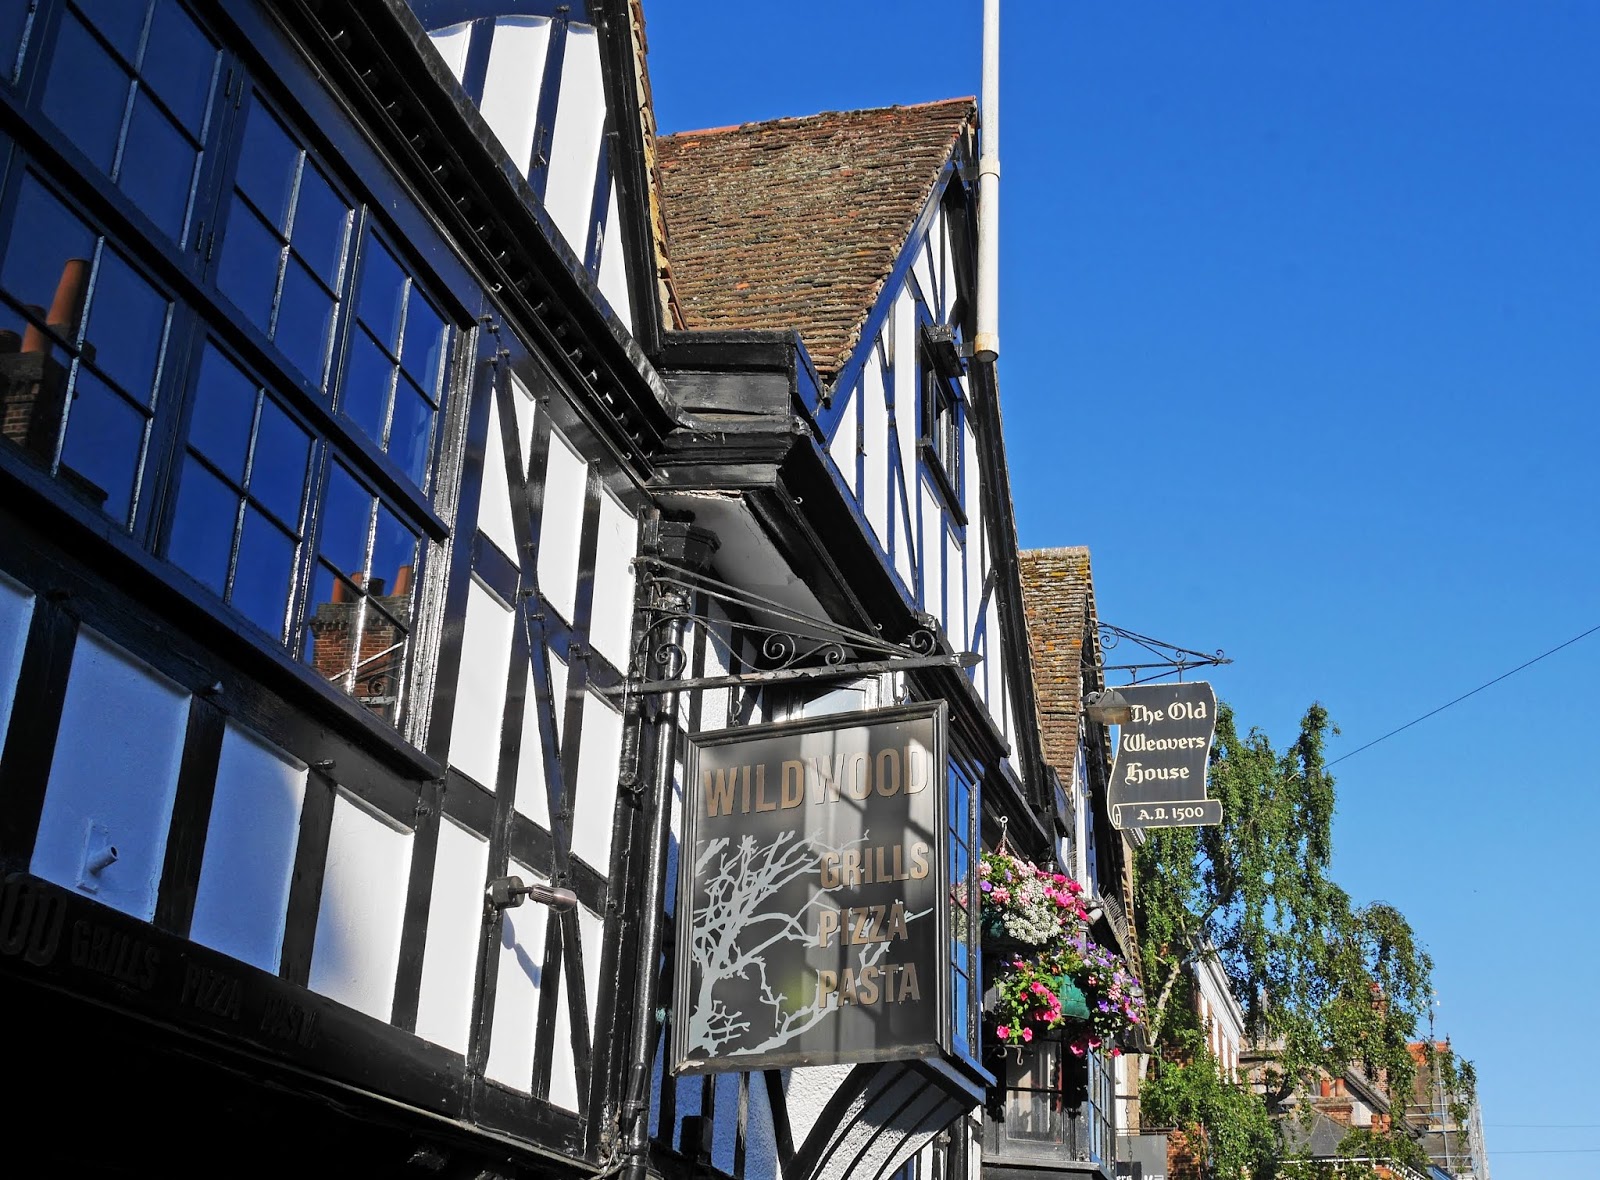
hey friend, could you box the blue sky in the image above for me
[645,3,1599,1175]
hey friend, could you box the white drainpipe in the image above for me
[974,0,1000,363]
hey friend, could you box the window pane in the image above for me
[354,599,405,722]
[186,345,254,480]
[0,0,32,83]
[234,100,298,231]
[318,462,372,579]
[41,11,131,173]
[167,455,237,593]
[388,378,433,486]
[250,396,310,527]
[218,204,282,333]
[119,91,195,241]
[291,162,349,288]
[0,306,71,461]
[304,561,354,684]
[2,176,96,342]
[400,291,445,395]
[356,236,404,351]
[140,0,216,136]
[59,367,144,524]
[274,255,332,386]
[340,326,391,446]
[371,501,417,613]
[74,0,148,61]
[82,247,167,403]
[233,504,294,639]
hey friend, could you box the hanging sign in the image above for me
[1107,682,1222,830]
[673,702,950,1074]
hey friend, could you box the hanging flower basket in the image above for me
[978,847,1088,951]
[978,823,1146,1055]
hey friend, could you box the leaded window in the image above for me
[0,0,465,736]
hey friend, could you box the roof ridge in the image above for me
[661,96,975,141]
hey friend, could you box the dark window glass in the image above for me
[0,0,34,83]
[220,94,350,388]
[341,229,441,486]
[40,0,218,246]
[0,174,169,527]
[302,460,417,722]
[166,342,309,641]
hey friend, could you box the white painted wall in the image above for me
[428,21,472,83]
[597,182,632,324]
[486,857,549,1090]
[475,384,520,562]
[447,578,515,790]
[0,571,32,744]
[513,655,554,828]
[544,25,606,259]
[477,17,552,177]
[538,426,587,625]
[189,723,307,973]
[588,485,638,671]
[308,789,414,1022]
[570,688,622,873]
[31,629,189,921]
[414,817,490,1055]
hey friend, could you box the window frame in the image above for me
[917,317,967,524]
[0,0,479,749]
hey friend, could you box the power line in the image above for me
[1327,622,1600,767]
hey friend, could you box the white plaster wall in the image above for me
[510,370,537,479]
[570,688,622,873]
[414,817,489,1055]
[486,857,549,1090]
[447,578,515,790]
[513,656,553,828]
[597,182,633,326]
[828,378,859,501]
[861,358,889,551]
[31,628,189,920]
[189,723,307,973]
[548,947,580,1110]
[475,386,519,562]
[544,24,605,257]
[544,26,604,255]
[588,485,638,672]
[427,21,472,83]
[477,17,551,177]
[308,789,413,1022]
[0,572,32,745]
[911,236,935,314]
[920,482,942,620]
[538,427,588,625]
[578,903,605,1035]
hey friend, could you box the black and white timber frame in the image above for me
[0,2,1054,1178]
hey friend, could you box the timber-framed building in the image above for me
[0,2,1060,1177]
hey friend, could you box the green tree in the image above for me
[1134,702,1468,1175]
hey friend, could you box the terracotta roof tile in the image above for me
[656,98,975,381]
[1018,547,1099,777]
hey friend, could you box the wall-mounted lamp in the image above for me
[1083,687,1133,726]
[486,875,578,912]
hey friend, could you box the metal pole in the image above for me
[974,0,1000,362]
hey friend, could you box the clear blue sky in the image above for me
[645,4,1600,1175]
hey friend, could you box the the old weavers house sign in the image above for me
[673,703,951,1073]
[1107,681,1223,831]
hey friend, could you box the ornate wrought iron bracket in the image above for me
[601,557,980,700]
[1093,621,1232,685]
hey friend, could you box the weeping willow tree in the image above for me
[1135,702,1469,1178]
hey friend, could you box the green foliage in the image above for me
[1133,701,1475,1173]
[1141,1038,1276,1180]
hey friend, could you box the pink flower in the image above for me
[1053,873,1067,884]
[996,1026,1010,1040]
[1111,1048,1123,1058]
[1067,880,1084,895]
[1069,1044,1085,1057]
[1021,1027,1034,1042]
[1030,982,1047,995]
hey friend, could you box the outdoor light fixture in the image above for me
[1083,687,1133,726]
[486,875,579,912]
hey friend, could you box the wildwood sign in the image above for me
[672,702,950,1073]
[1107,682,1222,831]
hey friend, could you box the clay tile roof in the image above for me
[656,97,976,382]
[1018,547,1099,776]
